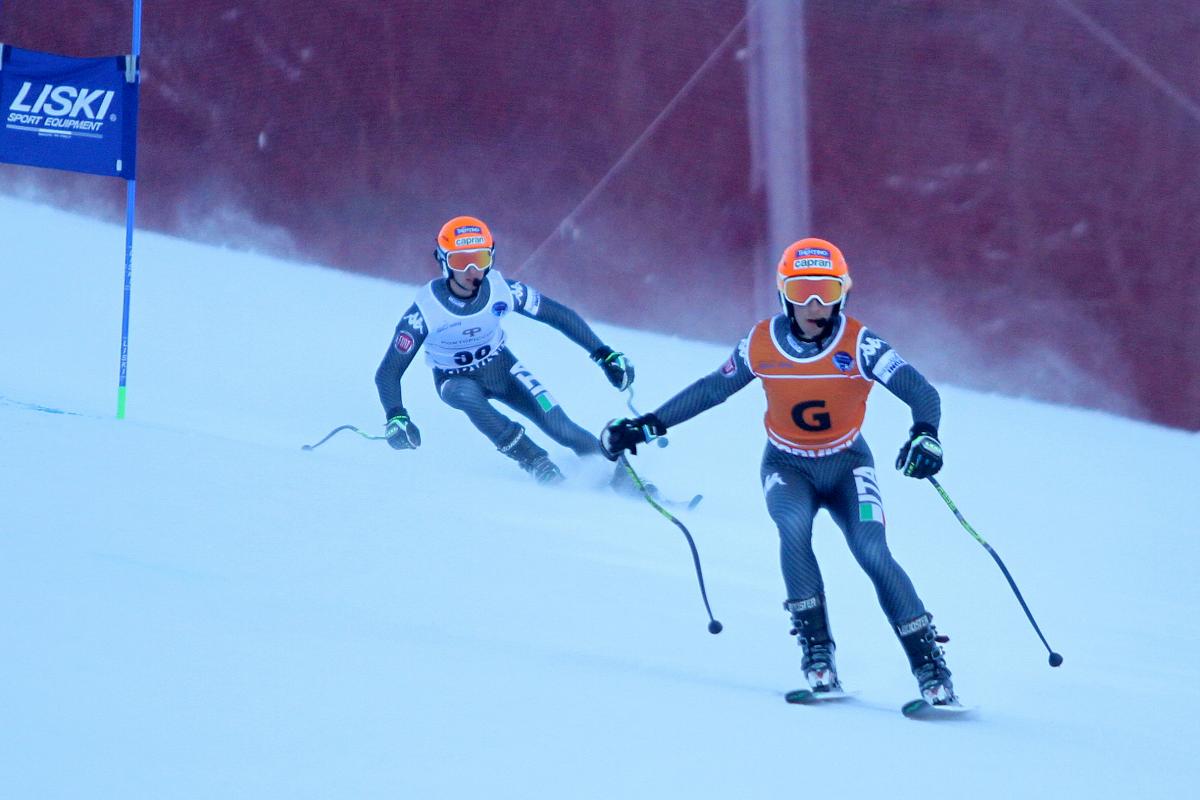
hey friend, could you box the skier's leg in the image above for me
[493,358,602,457]
[436,371,562,483]
[762,445,841,689]
[823,442,954,701]
[761,446,824,600]
[823,445,925,626]
[436,373,520,447]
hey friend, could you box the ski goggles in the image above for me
[445,248,494,271]
[781,276,847,306]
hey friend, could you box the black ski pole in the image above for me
[301,424,388,451]
[624,387,669,447]
[928,476,1063,667]
[619,454,722,634]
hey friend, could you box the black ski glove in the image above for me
[590,345,635,391]
[896,423,942,479]
[599,414,667,460]
[384,410,422,450]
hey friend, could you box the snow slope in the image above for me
[2,196,1197,799]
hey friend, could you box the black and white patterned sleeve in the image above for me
[507,279,605,353]
[654,337,756,429]
[375,302,429,420]
[858,327,940,431]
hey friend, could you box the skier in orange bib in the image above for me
[601,238,959,707]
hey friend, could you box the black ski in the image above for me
[784,688,857,704]
[901,698,976,719]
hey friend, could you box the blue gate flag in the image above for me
[0,44,139,179]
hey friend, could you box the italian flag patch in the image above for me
[859,502,885,524]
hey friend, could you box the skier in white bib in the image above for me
[375,215,635,485]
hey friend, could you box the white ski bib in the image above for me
[414,270,514,370]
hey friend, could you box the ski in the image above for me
[901,698,976,719]
[784,688,857,705]
[663,493,703,511]
[646,487,703,511]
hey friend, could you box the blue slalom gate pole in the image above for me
[116,0,142,419]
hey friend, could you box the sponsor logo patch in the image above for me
[763,472,785,495]
[873,349,907,385]
[737,336,751,370]
[784,596,819,613]
[523,287,542,316]
[793,257,833,270]
[454,225,482,235]
[511,362,557,411]
[860,335,884,359]
[795,247,831,258]
[454,235,486,247]
[491,302,508,316]
[833,351,854,372]
[756,361,795,372]
[854,466,885,525]
[720,356,736,376]
[394,332,415,353]
[404,311,426,335]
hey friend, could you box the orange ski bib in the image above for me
[746,316,873,456]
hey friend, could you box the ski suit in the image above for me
[375,269,604,458]
[650,313,940,626]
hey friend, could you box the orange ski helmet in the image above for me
[775,237,853,311]
[435,216,495,277]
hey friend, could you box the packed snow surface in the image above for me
[2,197,1197,798]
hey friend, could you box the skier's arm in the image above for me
[507,279,633,389]
[858,329,940,431]
[600,341,754,458]
[654,343,756,428]
[375,303,428,421]
[858,328,944,478]
[507,279,605,352]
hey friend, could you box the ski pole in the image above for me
[301,424,388,451]
[928,476,1063,668]
[619,454,722,635]
[624,387,669,447]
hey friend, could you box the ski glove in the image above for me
[599,414,667,461]
[385,412,422,450]
[896,423,942,479]
[591,346,635,391]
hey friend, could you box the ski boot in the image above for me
[499,427,565,486]
[523,454,565,485]
[785,594,842,693]
[896,612,957,705]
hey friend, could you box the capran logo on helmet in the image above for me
[454,236,486,247]
[9,82,116,120]
[793,258,833,269]
[454,226,482,236]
